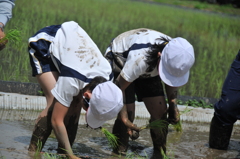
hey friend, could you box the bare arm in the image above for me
[0,0,15,51]
[165,84,180,124]
[115,75,140,132]
[51,99,80,159]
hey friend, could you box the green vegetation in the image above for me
[140,119,168,131]
[153,0,240,15]
[101,127,119,150]
[177,99,214,108]
[1,0,239,99]
[0,29,21,46]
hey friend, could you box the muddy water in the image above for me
[0,109,240,159]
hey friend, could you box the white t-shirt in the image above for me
[110,28,171,82]
[50,21,112,107]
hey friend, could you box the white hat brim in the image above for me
[86,107,105,129]
[159,58,189,87]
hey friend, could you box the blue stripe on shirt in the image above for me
[53,57,113,83]
[32,24,61,37]
[122,43,152,58]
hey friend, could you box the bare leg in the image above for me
[28,71,59,151]
[143,96,168,154]
[112,103,135,154]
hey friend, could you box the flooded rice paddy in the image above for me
[0,108,240,159]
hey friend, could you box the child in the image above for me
[28,21,138,159]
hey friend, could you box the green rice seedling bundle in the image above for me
[172,121,182,132]
[171,107,193,132]
[140,119,168,136]
[0,29,21,47]
[101,127,119,150]
[140,107,193,133]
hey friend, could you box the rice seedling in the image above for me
[125,151,148,159]
[33,139,42,159]
[0,151,6,159]
[140,119,168,137]
[161,148,170,159]
[171,121,182,133]
[42,152,67,159]
[139,107,193,133]
[101,127,119,150]
[0,29,21,47]
[33,139,75,159]
[1,0,240,99]
[171,107,193,132]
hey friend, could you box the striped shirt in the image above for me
[106,28,171,82]
[29,21,112,107]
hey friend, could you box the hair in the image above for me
[145,36,171,72]
[82,76,107,93]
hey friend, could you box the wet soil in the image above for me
[0,109,240,159]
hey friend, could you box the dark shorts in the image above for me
[114,73,165,104]
[28,25,61,76]
[214,50,240,125]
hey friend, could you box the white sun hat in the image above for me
[159,37,195,87]
[86,81,123,129]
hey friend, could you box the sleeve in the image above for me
[0,0,16,26]
[120,49,148,82]
[51,77,85,107]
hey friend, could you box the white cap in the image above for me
[86,81,123,128]
[159,37,195,87]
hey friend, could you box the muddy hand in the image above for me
[124,120,141,132]
[127,124,140,140]
[0,31,8,51]
[167,106,180,125]
[128,128,139,140]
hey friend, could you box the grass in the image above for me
[152,0,240,16]
[0,0,239,99]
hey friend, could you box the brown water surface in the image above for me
[0,109,240,159]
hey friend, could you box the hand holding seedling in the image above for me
[0,29,21,51]
[167,105,180,125]
[0,27,7,51]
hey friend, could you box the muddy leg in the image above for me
[112,118,129,154]
[28,72,58,151]
[149,117,168,157]
[209,115,233,150]
[28,111,53,151]
[112,102,135,154]
[57,96,81,154]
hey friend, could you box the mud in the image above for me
[0,109,240,159]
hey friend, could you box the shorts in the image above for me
[114,73,165,104]
[28,25,61,76]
